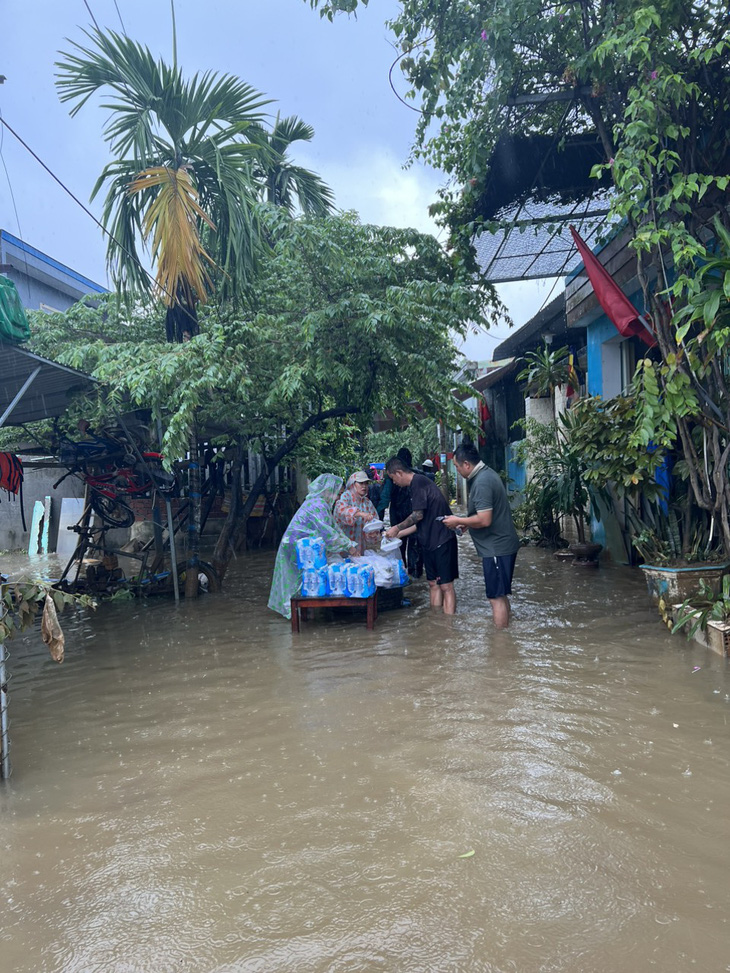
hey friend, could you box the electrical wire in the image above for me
[82,0,102,33]
[0,106,32,303]
[113,0,127,34]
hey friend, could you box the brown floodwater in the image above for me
[2,544,729,973]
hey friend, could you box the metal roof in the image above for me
[473,195,613,283]
[0,342,96,427]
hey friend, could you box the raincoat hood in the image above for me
[307,473,344,508]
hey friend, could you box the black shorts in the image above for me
[423,537,459,585]
[482,552,518,600]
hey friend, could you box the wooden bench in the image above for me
[290,592,378,632]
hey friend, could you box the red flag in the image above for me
[570,226,656,347]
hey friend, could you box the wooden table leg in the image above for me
[366,595,375,630]
[291,601,300,633]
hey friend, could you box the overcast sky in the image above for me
[0,0,557,359]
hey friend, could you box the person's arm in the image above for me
[443,509,492,530]
[385,509,423,538]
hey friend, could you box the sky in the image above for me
[0,0,558,360]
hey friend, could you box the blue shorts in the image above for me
[482,553,517,600]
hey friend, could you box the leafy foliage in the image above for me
[512,415,603,545]
[251,114,335,217]
[366,418,438,468]
[0,579,94,644]
[516,345,572,398]
[24,211,492,484]
[56,27,274,301]
[672,575,730,640]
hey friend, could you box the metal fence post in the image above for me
[0,637,11,780]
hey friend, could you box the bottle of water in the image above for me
[328,563,346,596]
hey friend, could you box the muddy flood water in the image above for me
[2,543,730,973]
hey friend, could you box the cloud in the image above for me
[299,147,444,237]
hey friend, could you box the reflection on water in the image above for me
[2,545,729,972]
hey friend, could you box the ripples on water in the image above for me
[1,545,729,972]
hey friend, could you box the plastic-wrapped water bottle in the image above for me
[311,537,326,568]
[301,565,329,596]
[328,563,347,596]
[345,564,360,597]
[360,564,376,597]
[296,537,327,570]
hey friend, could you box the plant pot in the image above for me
[640,562,730,604]
[669,604,730,657]
[569,542,603,562]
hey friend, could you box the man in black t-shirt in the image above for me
[384,456,458,614]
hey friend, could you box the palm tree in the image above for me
[56,26,276,595]
[56,26,273,323]
[252,114,335,216]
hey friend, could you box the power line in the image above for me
[82,0,102,33]
[0,107,32,302]
[113,0,127,34]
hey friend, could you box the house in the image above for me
[0,229,106,311]
[565,226,656,400]
[491,292,587,492]
[0,231,105,552]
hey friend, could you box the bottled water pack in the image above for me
[345,563,376,598]
[328,562,348,596]
[296,536,326,570]
[300,565,329,597]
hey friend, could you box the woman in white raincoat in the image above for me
[268,473,352,619]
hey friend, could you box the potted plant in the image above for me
[516,344,573,400]
[670,575,730,657]
[512,413,604,563]
[566,393,730,596]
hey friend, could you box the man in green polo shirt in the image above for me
[443,442,519,628]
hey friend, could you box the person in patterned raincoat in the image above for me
[268,473,353,619]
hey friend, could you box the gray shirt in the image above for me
[467,465,520,558]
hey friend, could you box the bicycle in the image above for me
[53,442,177,529]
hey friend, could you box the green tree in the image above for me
[28,212,498,581]
[56,27,338,591]
[307,0,730,555]
[56,27,273,314]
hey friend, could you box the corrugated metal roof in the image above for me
[0,342,95,427]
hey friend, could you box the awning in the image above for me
[0,342,96,427]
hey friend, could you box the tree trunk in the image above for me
[213,405,361,579]
[184,426,202,598]
[211,444,244,582]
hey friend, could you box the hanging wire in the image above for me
[113,0,127,34]
[0,106,33,303]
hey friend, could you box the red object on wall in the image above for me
[570,226,656,348]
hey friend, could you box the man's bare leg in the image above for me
[429,580,442,609]
[441,582,456,615]
[490,596,510,629]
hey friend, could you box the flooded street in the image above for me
[2,544,730,972]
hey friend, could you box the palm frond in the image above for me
[128,166,216,307]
